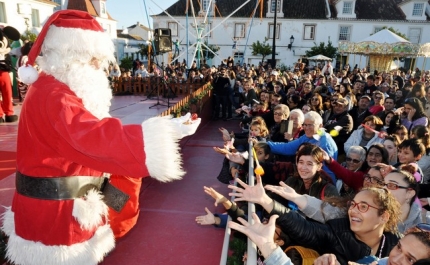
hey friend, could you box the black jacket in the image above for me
[270,201,400,265]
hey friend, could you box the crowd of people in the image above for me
[196,58,430,265]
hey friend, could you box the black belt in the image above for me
[16,172,130,212]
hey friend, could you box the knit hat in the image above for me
[18,10,115,84]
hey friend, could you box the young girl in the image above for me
[384,135,400,166]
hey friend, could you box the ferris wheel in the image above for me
[146,0,262,68]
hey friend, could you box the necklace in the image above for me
[378,234,386,259]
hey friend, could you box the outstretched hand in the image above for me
[228,213,279,259]
[213,146,231,155]
[219,127,231,141]
[204,186,227,206]
[195,207,216,225]
[265,182,298,201]
[228,175,266,204]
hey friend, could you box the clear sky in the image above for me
[107,0,178,29]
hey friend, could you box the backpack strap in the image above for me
[321,183,328,200]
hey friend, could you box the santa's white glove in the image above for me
[171,112,201,138]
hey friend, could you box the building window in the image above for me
[168,22,178,37]
[412,3,424,16]
[31,9,40,27]
[106,24,111,34]
[270,0,281,13]
[234,23,245,38]
[53,0,62,11]
[101,2,106,14]
[268,23,280,39]
[373,26,384,33]
[339,26,351,41]
[0,2,5,23]
[205,23,212,38]
[202,0,210,11]
[342,2,353,14]
[408,28,421,44]
[303,24,316,40]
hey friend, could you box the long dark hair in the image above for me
[404,97,427,121]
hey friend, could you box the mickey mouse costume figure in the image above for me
[1,10,200,265]
[0,26,20,123]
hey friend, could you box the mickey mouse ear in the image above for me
[2,26,20,41]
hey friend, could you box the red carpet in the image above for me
[0,151,16,181]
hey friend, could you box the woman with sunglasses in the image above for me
[230,178,401,265]
[323,144,388,194]
[309,93,324,116]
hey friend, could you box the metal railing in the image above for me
[219,142,257,265]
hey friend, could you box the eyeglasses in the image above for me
[273,112,283,116]
[302,123,315,127]
[367,152,382,158]
[347,200,381,213]
[384,182,410,190]
[311,98,319,101]
[364,174,384,185]
[346,157,361,164]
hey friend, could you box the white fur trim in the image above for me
[39,26,115,68]
[17,65,39,84]
[72,189,108,230]
[1,206,14,236]
[1,208,115,265]
[142,116,185,182]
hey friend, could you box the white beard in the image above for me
[51,63,112,120]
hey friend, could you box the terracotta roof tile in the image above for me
[67,0,99,16]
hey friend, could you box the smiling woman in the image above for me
[229,176,402,265]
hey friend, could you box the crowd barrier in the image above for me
[219,143,257,265]
[112,77,212,118]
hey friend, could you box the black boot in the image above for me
[0,117,4,123]
[5,115,18,122]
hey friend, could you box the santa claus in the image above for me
[1,10,200,265]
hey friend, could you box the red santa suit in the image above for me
[1,11,198,265]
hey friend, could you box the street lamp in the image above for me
[288,35,294,50]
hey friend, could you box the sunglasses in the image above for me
[383,182,410,190]
[346,157,361,163]
[347,200,381,213]
[375,96,383,100]
[364,174,384,185]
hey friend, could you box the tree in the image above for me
[200,42,220,59]
[251,38,272,64]
[119,56,133,71]
[305,40,338,59]
[20,30,37,42]
[138,44,149,58]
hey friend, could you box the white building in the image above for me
[152,0,430,70]
[0,0,57,34]
[115,22,151,63]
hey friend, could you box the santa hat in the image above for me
[18,10,115,84]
